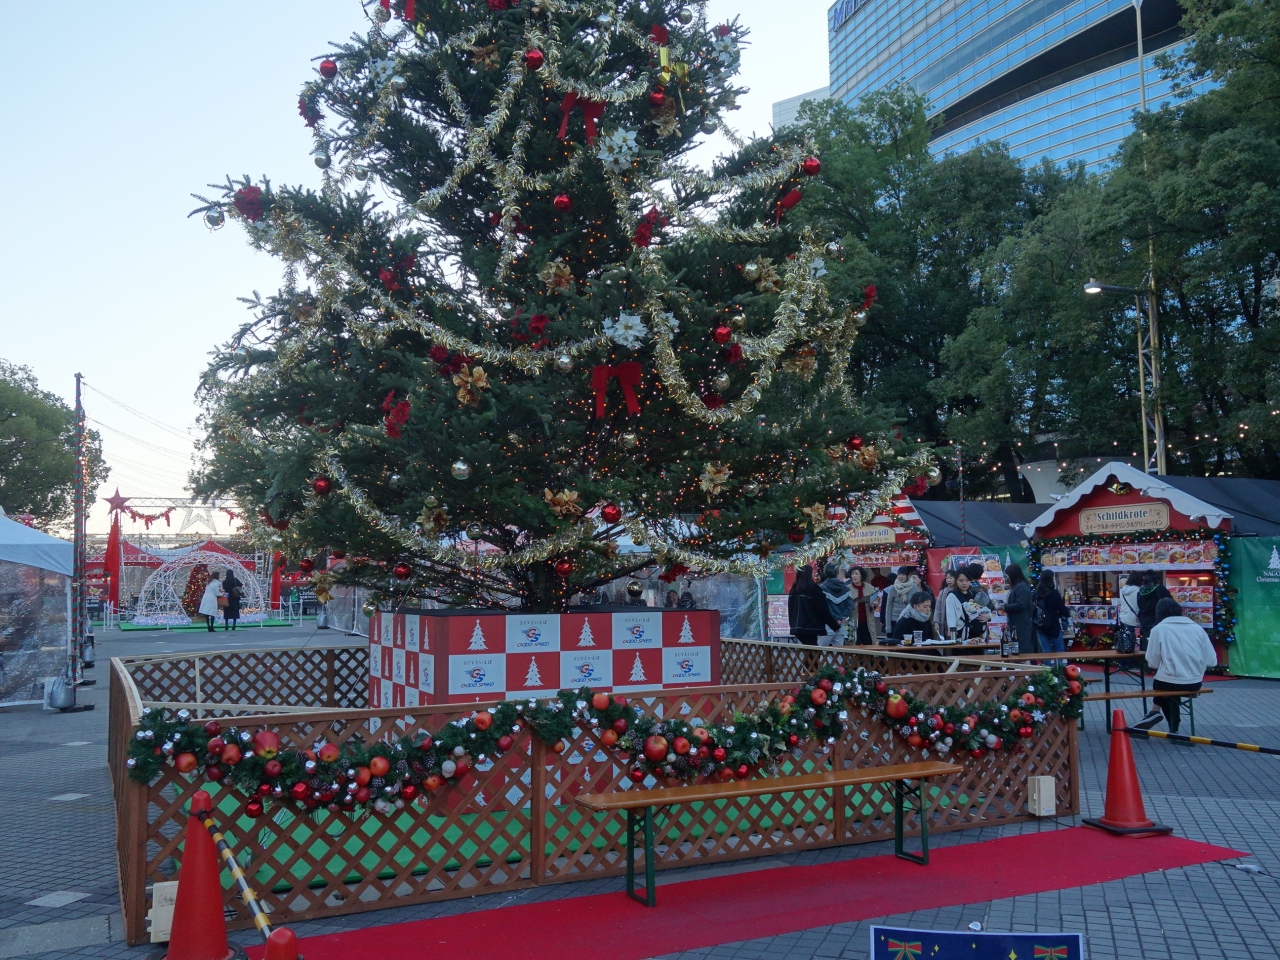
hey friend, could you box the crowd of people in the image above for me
[787,559,1216,734]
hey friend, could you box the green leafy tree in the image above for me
[788,89,1066,498]
[192,1,929,611]
[0,361,107,529]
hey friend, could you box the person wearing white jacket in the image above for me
[1136,598,1218,734]
[197,572,225,633]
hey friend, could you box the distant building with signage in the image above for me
[824,0,1201,169]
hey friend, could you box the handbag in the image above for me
[217,595,229,609]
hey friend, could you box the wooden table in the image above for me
[885,641,1001,657]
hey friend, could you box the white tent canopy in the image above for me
[0,511,73,576]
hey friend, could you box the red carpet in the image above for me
[253,827,1242,960]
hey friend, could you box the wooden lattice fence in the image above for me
[109,644,1077,945]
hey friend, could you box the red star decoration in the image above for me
[104,488,130,513]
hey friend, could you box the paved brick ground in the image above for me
[3,632,1277,959]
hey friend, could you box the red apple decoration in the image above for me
[424,775,443,792]
[498,735,515,751]
[220,744,242,766]
[205,764,225,781]
[204,720,221,736]
[1067,680,1082,695]
[672,737,691,756]
[643,736,669,762]
[206,737,225,754]
[473,711,493,731]
[874,680,888,695]
[907,733,924,748]
[884,694,909,720]
[599,729,619,747]
[818,678,834,693]
[354,766,372,786]
[712,746,726,762]
[369,756,391,777]
[612,718,628,733]
[692,727,710,744]
[1064,664,1082,680]
[810,688,828,706]
[355,786,371,803]
[264,759,282,778]
[252,730,280,759]
[592,692,611,711]
[317,742,340,763]
[174,752,198,774]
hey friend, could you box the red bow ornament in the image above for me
[591,362,642,418]
[558,92,606,145]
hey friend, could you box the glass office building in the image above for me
[827,0,1192,169]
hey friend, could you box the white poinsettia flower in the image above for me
[597,128,639,173]
[810,258,827,277]
[369,57,398,83]
[712,36,738,65]
[603,312,648,349]
[660,311,679,333]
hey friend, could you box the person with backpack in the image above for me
[1116,573,1142,653]
[788,564,842,646]
[1033,571,1069,659]
[1134,598,1218,735]
[818,563,854,646]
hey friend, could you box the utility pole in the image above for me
[71,373,86,682]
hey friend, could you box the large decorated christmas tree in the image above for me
[193,0,934,612]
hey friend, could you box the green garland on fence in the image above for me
[125,664,1086,818]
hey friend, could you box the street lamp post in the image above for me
[1083,279,1167,475]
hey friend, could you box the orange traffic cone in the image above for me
[264,927,301,960]
[1083,710,1172,837]
[164,790,237,960]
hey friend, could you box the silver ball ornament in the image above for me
[354,166,370,182]
[314,153,331,170]
[699,119,717,134]
[203,208,225,230]
[555,354,574,374]
[712,372,730,392]
[465,522,484,540]
[677,6,694,24]
[389,74,408,93]
[451,459,472,480]
[620,430,639,449]
[824,240,842,257]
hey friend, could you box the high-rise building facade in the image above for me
[826,0,1191,168]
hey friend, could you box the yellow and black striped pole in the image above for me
[1125,728,1280,756]
[192,805,273,942]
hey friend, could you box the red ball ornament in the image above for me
[712,324,733,345]
[601,503,623,524]
[401,784,418,801]
[312,476,333,496]
[205,765,225,782]
[204,720,221,736]
[245,798,265,819]
[257,783,271,796]
[801,156,821,176]
[787,734,799,746]
[298,557,315,574]
[290,782,310,802]
[392,561,413,581]
[787,527,806,544]
[524,48,545,70]
[648,89,666,109]
[553,558,575,578]
[319,58,338,80]
[735,764,750,780]
[846,435,864,451]
[711,746,726,762]
[553,193,572,212]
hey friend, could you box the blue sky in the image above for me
[0,1,829,534]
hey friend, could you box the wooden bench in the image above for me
[1085,687,1213,735]
[576,760,962,906]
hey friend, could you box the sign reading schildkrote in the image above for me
[1079,502,1170,534]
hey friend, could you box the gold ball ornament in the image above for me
[361,598,380,618]
[742,261,761,282]
[451,460,472,480]
[926,466,943,486]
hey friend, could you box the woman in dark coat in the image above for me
[222,571,242,631]
[1136,570,1171,640]
[1002,563,1036,654]
[788,564,841,646]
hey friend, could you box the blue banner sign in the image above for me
[871,926,1086,960]
[830,0,870,33]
